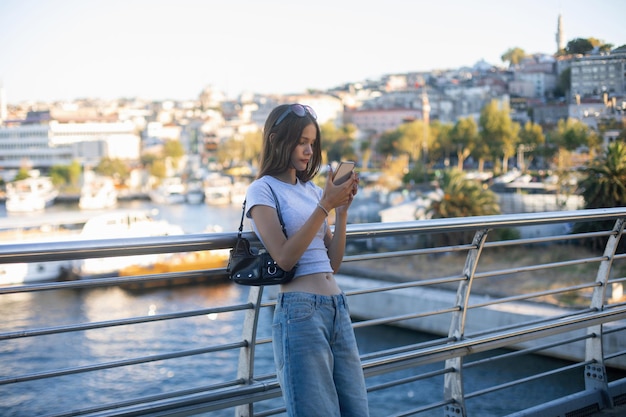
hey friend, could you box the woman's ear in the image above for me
[269,133,276,144]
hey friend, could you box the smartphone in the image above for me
[333,161,355,185]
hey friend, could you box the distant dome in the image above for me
[472,59,493,72]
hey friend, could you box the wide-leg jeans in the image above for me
[272,292,370,417]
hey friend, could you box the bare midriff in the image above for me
[280,272,342,295]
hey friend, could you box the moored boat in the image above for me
[71,210,185,278]
[118,249,230,289]
[149,177,186,205]
[5,177,59,213]
[79,176,118,210]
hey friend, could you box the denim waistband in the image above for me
[277,292,346,308]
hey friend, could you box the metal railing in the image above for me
[1,208,626,417]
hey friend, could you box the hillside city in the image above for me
[0,14,624,214]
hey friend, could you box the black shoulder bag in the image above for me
[226,185,296,286]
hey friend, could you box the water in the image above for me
[0,200,600,416]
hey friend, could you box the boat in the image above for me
[149,177,187,205]
[0,214,90,286]
[5,177,59,213]
[203,173,233,206]
[229,180,248,206]
[118,249,230,289]
[185,180,205,204]
[70,210,185,278]
[79,176,118,210]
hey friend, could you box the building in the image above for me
[570,50,626,98]
[0,111,141,171]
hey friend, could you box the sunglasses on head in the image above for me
[273,104,317,127]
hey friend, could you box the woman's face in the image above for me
[289,123,317,172]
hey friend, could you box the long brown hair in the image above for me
[257,104,322,183]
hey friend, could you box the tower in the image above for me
[556,13,565,53]
[421,89,430,178]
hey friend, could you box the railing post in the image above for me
[585,217,625,409]
[443,228,490,417]
[234,286,264,417]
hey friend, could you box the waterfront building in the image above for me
[0,111,141,171]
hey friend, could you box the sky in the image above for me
[1,0,625,104]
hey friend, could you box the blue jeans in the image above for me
[272,292,370,417]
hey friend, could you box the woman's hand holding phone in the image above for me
[332,161,355,185]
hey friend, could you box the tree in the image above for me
[574,141,626,250]
[501,47,527,66]
[95,158,130,183]
[550,118,601,153]
[565,37,612,55]
[376,129,401,156]
[428,169,500,245]
[518,121,545,170]
[14,168,30,181]
[566,38,594,55]
[554,67,571,98]
[450,117,479,170]
[429,169,500,219]
[428,120,453,168]
[399,120,429,164]
[164,140,185,160]
[321,121,358,163]
[478,100,520,173]
[580,141,626,209]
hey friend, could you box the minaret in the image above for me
[421,89,430,177]
[556,13,565,53]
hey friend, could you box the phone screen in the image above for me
[333,161,355,185]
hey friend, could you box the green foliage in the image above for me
[14,168,30,181]
[150,159,167,179]
[219,131,263,167]
[574,141,626,251]
[163,140,185,160]
[376,129,403,157]
[428,169,500,219]
[555,67,571,97]
[479,99,521,173]
[580,141,626,208]
[565,37,612,55]
[428,120,453,165]
[549,118,601,152]
[68,160,82,187]
[566,38,594,55]
[427,169,500,245]
[95,158,130,182]
[501,47,527,66]
[320,121,358,163]
[450,117,479,170]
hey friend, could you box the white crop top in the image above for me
[245,175,333,278]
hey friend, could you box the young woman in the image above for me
[245,103,369,416]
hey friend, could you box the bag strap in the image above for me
[238,183,288,239]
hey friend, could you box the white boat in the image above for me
[5,177,59,213]
[185,181,205,204]
[203,174,233,206]
[71,210,185,278]
[230,181,248,206]
[79,176,118,210]
[0,210,184,285]
[0,214,89,286]
[149,177,187,205]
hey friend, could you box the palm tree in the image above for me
[580,141,626,208]
[429,169,500,219]
[428,169,500,245]
[575,141,626,250]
